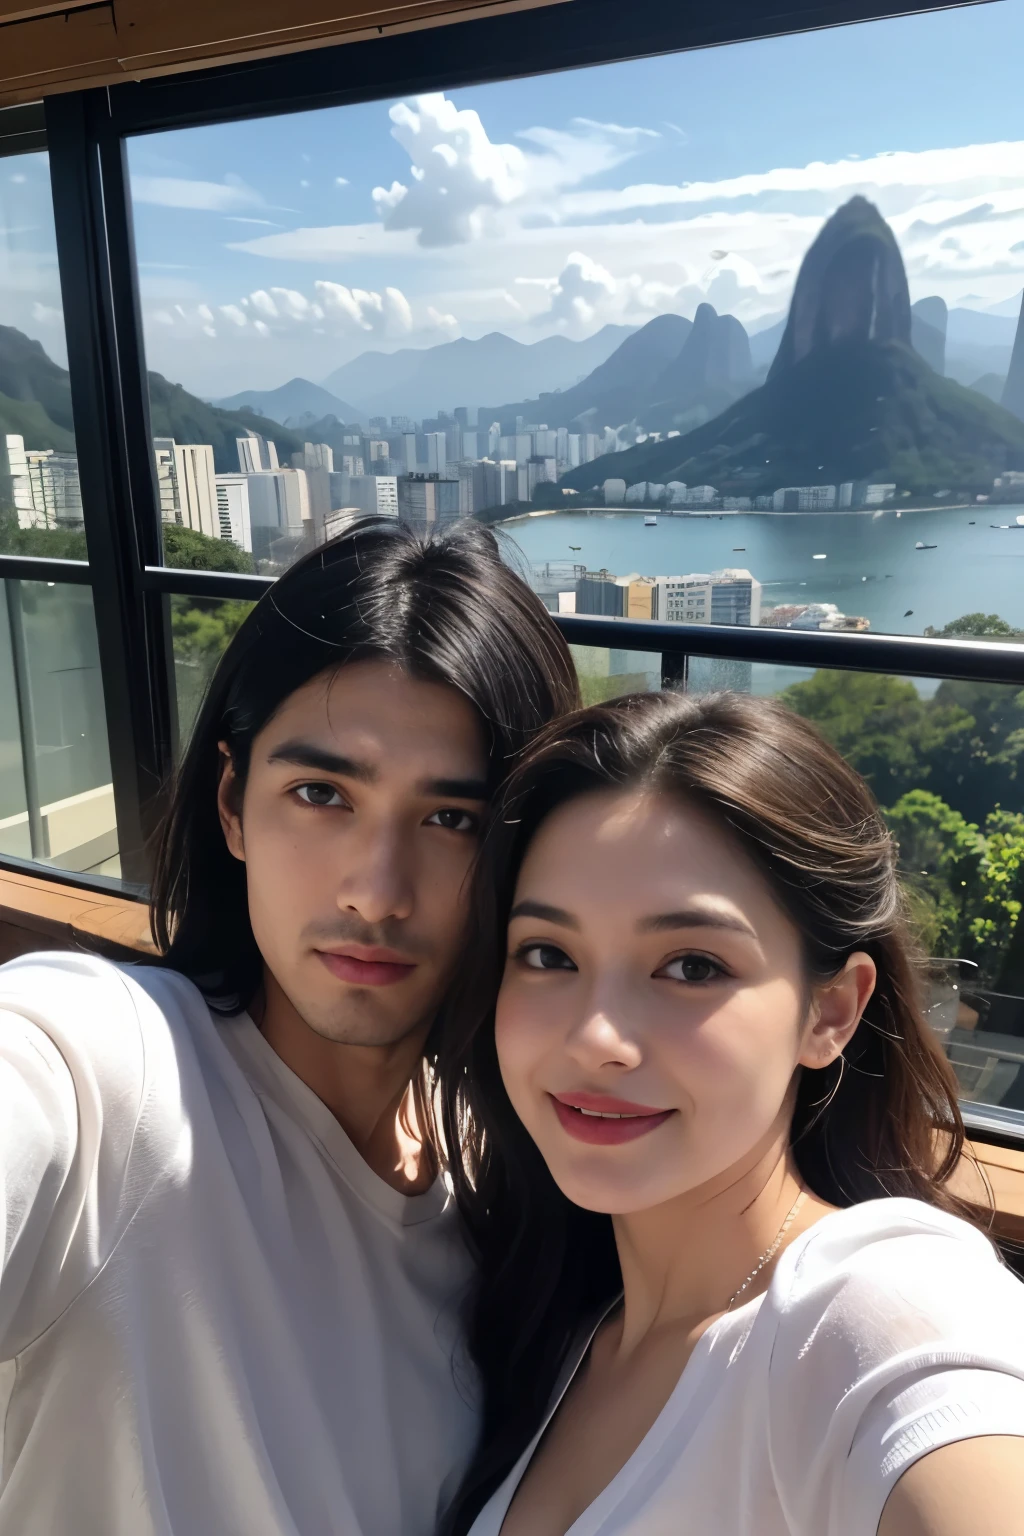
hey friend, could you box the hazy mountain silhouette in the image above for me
[642,304,753,431]
[911,297,947,374]
[1001,291,1024,422]
[560,197,1024,499]
[216,377,360,428]
[481,314,693,431]
[323,325,635,422]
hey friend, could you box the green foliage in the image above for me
[779,670,974,802]
[925,613,1024,638]
[171,596,255,743]
[161,522,254,573]
[0,515,88,559]
[147,373,304,475]
[884,790,1024,979]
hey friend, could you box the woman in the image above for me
[438,689,1024,1536]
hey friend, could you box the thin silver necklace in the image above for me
[724,1190,807,1312]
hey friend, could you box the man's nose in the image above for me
[336,821,416,925]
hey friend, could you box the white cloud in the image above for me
[547,251,617,327]
[372,93,527,247]
[131,174,263,212]
[558,140,1024,219]
[219,304,248,327]
[29,301,62,326]
[370,94,659,248]
[335,176,350,187]
[315,281,413,334]
[425,305,458,333]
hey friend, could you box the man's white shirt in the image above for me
[0,952,478,1535]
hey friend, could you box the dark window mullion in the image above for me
[45,90,175,884]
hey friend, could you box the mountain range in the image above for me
[0,324,307,487]
[216,377,360,428]
[559,197,1024,501]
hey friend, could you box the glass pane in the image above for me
[171,593,255,748]
[128,5,1024,607]
[685,656,1024,1124]
[0,579,117,875]
[0,149,87,559]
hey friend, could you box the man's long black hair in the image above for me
[150,514,579,1011]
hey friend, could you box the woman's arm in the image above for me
[878,1436,1024,1536]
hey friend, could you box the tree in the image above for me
[0,516,87,560]
[162,523,254,574]
[780,671,973,803]
[924,613,1024,639]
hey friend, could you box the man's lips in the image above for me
[315,947,417,987]
[550,1091,675,1145]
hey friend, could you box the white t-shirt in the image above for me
[0,952,478,1535]
[469,1199,1024,1536]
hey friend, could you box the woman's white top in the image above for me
[468,1198,1024,1536]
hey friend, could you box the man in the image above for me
[0,516,578,1535]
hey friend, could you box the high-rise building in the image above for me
[301,442,334,472]
[527,456,557,497]
[397,472,460,531]
[6,434,83,529]
[346,475,399,518]
[460,430,478,461]
[652,575,712,623]
[710,568,762,626]
[213,473,253,552]
[155,439,217,538]
[340,454,364,477]
[236,429,279,474]
[425,433,447,476]
[391,415,414,433]
[402,433,417,472]
[487,422,501,458]
[369,416,389,435]
[454,406,478,429]
[245,468,308,563]
[534,428,558,459]
[367,439,389,465]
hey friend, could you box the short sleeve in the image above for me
[766,1201,1024,1536]
[0,953,159,1356]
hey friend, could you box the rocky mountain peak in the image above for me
[768,196,912,381]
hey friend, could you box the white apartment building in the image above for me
[346,474,399,518]
[5,434,83,529]
[236,430,279,474]
[154,437,217,538]
[425,432,447,475]
[213,473,253,552]
[653,574,713,623]
[246,468,308,562]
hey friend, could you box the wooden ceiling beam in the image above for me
[0,0,564,107]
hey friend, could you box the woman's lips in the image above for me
[316,950,417,987]
[550,1094,674,1145]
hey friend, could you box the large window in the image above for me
[0,127,118,878]
[126,3,1024,627]
[0,147,87,561]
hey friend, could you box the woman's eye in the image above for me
[295,782,345,808]
[658,954,723,984]
[426,808,479,833]
[519,943,577,972]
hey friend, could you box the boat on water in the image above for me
[733,546,746,551]
[990,515,1024,529]
[915,541,937,549]
[644,515,657,527]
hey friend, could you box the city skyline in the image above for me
[4,3,1024,397]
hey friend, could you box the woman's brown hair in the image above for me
[437,688,982,1536]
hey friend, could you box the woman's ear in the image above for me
[217,742,246,862]
[799,951,877,1070]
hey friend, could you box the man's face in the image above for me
[218,659,489,1047]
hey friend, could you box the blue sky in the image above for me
[4,0,1024,396]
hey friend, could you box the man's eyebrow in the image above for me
[508,900,580,930]
[418,777,489,801]
[637,910,757,938]
[266,741,377,782]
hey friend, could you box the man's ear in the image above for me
[798,951,877,1071]
[217,742,246,862]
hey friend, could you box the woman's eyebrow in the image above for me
[637,910,757,938]
[508,900,579,930]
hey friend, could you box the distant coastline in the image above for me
[493,502,977,526]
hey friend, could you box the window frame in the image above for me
[0,0,1019,868]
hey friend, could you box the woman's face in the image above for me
[495,788,871,1215]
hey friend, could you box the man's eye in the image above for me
[426,808,479,832]
[295,782,345,808]
[658,954,723,984]
[519,944,577,972]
